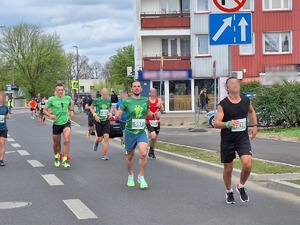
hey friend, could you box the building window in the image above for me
[160,0,178,13]
[197,0,209,12]
[240,33,255,55]
[263,0,292,10]
[90,86,94,91]
[241,0,254,11]
[181,0,190,12]
[263,32,292,54]
[169,80,192,111]
[180,38,190,56]
[197,35,210,55]
[80,86,84,92]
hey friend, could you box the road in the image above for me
[1,109,300,225]
[159,127,300,166]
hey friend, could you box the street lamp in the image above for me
[73,46,79,97]
[73,46,79,81]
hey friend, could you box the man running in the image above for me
[40,98,46,124]
[116,81,160,189]
[90,88,113,160]
[146,88,164,159]
[36,93,42,119]
[0,92,11,166]
[215,77,258,204]
[43,84,74,168]
[29,98,37,119]
[116,91,128,147]
[85,92,96,139]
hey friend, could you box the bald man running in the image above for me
[90,88,113,160]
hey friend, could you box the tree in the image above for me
[68,53,93,79]
[0,23,68,98]
[91,61,102,79]
[107,44,135,91]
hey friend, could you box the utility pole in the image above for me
[73,46,79,97]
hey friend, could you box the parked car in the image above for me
[91,116,123,138]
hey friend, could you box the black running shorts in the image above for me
[146,123,160,135]
[52,121,71,135]
[221,139,252,163]
[0,129,8,138]
[95,121,110,137]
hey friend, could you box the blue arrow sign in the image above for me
[210,13,252,45]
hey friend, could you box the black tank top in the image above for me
[219,96,250,143]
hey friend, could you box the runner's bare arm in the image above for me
[214,105,226,129]
[158,98,165,112]
[69,102,74,119]
[249,101,258,139]
[90,105,100,122]
[115,109,123,121]
[147,109,160,119]
[6,113,11,119]
[43,106,56,119]
[109,105,113,118]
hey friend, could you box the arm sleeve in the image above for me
[46,98,52,107]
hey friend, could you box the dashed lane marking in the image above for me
[17,150,30,156]
[11,143,21,148]
[7,138,15,142]
[27,160,44,168]
[42,174,64,186]
[63,199,98,220]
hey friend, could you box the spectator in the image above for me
[111,91,118,113]
[200,88,210,113]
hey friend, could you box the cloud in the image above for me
[0,0,134,62]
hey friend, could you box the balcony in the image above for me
[141,12,190,29]
[143,56,191,70]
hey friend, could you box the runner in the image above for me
[0,92,11,167]
[214,77,258,204]
[40,98,46,124]
[43,84,74,168]
[90,88,113,160]
[85,92,96,139]
[29,98,37,119]
[35,93,42,119]
[116,91,128,147]
[146,88,164,159]
[115,81,160,189]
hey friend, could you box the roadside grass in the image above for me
[156,142,300,174]
[259,127,300,139]
[288,180,300,185]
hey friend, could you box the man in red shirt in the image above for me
[146,88,164,159]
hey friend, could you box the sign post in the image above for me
[213,61,217,117]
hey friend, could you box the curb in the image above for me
[155,149,300,196]
[267,180,300,196]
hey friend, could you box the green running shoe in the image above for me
[138,175,148,189]
[127,174,135,187]
[62,160,70,168]
[54,154,60,168]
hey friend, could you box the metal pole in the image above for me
[228,45,232,77]
[160,56,164,99]
[73,46,79,97]
[12,61,14,85]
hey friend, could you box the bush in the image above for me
[244,81,300,127]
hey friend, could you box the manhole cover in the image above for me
[0,202,32,209]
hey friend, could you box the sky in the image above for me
[0,0,134,63]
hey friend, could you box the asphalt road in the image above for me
[1,110,300,225]
[159,127,300,166]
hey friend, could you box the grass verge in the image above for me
[259,127,300,139]
[288,180,300,185]
[156,142,300,174]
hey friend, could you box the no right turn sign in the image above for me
[213,0,246,12]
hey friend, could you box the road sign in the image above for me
[209,13,252,45]
[213,0,246,12]
[71,80,79,90]
[5,84,13,93]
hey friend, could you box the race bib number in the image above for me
[0,115,5,123]
[100,109,109,117]
[150,120,158,127]
[132,119,146,130]
[231,118,247,132]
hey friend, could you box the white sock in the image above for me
[238,183,245,189]
[226,188,233,193]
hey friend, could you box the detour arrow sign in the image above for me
[213,0,246,12]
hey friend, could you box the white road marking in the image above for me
[63,199,98,220]
[27,160,44,168]
[7,138,15,142]
[11,143,21,148]
[42,174,64,186]
[6,151,16,154]
[17,150,30,156]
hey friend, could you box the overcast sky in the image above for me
[0,0,134,63]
